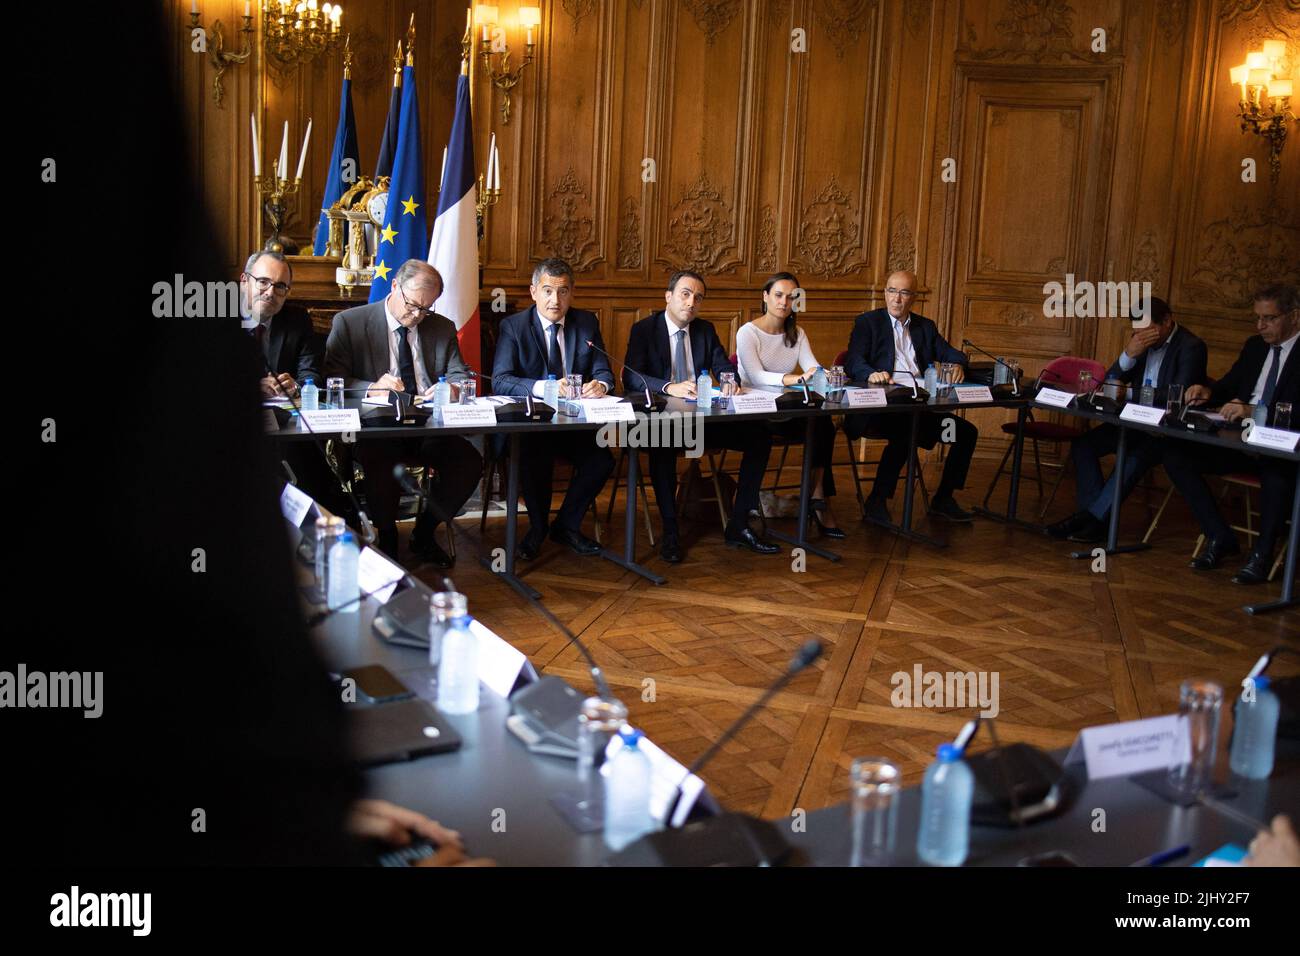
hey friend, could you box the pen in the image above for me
[1197,793,1270,834]
[1128,844,1189,867]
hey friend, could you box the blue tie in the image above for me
[1260,345,1283,408]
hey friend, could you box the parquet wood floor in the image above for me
[404,451,1300,820]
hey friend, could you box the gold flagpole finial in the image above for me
[392,40,403,86]
[405,12,416,67]
[461,5,472,69]
[342,34,353,80]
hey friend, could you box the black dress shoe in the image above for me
[810,499,847,539]
[1066,514,1107,544]
[1231,551,1271,585]
[660,537,684,564]
[516,527,546,562]
[724,522,780,554]
[1189,537,1241,571]
[415,536,455,569]
[929,496,975,523]
[1046,511,1090,540]
[549,525,603,555]
[863,495,893,526]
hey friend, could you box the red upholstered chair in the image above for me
[980,355,1107,518]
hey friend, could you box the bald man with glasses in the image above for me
[239,250,322,399]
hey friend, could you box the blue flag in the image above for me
[369,64,426,303]
[313,74,360,256]
[374,80,401,180]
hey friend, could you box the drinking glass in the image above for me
[564,373,583,399]
[1139,384,1155,407]
[993,358,1010,387]
[1077,369,1094,394]
[326,377,345,409]
[576,697,628,811]
[427,591,468,670]
[849,757,901,866]
[1274,402,1292,431]
[1168,679,1223,795]
[1165,383,1183,414]
[459,377,477,404]
[718,371,737,398]
[941,363,959,389]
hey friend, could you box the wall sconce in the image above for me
[476,4,540,125]
[1229,38,1296,184]
[187,1,254,107]
[264,0,345,73]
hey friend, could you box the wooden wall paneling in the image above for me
[609,0,659,284]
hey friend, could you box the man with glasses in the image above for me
[240,250,320,399]
[325,259,482,567]
[1167,282,1299,584]
[843,270,980,524]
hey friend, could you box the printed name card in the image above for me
[299,408,361,433]
[953,385,994,403]
[581,400,638,423]
[470,619,531,699]
[1244,424,1300,452]
[1036,387,1076,408]
[357,546,406,604]
[844,387,888,408]
[439,404,498,428]
[1120,403,1168,425]
[1064,714,1187,781]
[728,392,779,414]
[279,482,314,527]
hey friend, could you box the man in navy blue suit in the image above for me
[843,270,979,523]
[492,258,615,560]
[622,270,779,562]
[1047,296,1207,543]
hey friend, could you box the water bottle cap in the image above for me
[303,377,314,385]
[936,743,959,761]
[618,726,644,748]
[338,531,354,543]
[1251,675,1271,691]
[450,614,472,628]
[547,373,557,380]
[439,375,447,382]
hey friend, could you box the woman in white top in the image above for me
[735,272,844,538]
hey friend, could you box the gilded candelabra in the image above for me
[187,7,253,107]
[263,0,345,72]
[256,164,302,255]
[475,6,540,125]
[1229,40,1296,185]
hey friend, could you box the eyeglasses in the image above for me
[246,274,290,295]
[399,285,437,320]
[884,288,915,298]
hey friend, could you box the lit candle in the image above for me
[1230,64,1248,101]
[191,0,198,14]
[250,113,261,178]
[1268,78,1293,100]
[294,117,312,180]
[440,147,447,190]
[244,1,250,17]
[278,120,289,182]
[527,27,533,45]
[490,136,500,189]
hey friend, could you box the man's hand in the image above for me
[260,375,281,399]
[867,371,893,386]
[368,373,405,399]
[581,379,609,398]
[949,364,966,385]
[1184,383,1212,406]
[1124,326,1163,359]
[1246,814,1300,867]
[414,846,497,867]
[1221,399,1250,423]
[346,798,464,851]
[665,381,696,399]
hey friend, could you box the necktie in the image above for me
[547,322,564,379]
[1260,345,1283,408]
[395,326,417,394]
[673,329,689,383]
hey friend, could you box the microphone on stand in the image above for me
[609,639,824,867]
[888,369,921,399]
[584,338,665,411]
[962,339,1021,396]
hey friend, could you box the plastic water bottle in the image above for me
[326,531,359,613]
[916,743,974,866]
[543,373,560,409]
[923,363,938,394]
[437,615,479,715]
[696,371,713,413]
[1230,676,1280,779]
[301,377,319,411]
[603,727,656,852]
[433,375,451,408]
[808,366,828,396]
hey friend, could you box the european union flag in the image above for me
[313,71,360,256]
[369,63,426,303]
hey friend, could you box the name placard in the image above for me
[844,387,888,408]
[299,409,361,433]
[1064,714,1187,781]
[469,619,530,699]
[1244,424,1300,452]
[728,392,779,414]
[953,385,994,404]
[582,400,637,423]
[1120,403,1168,426]
[1036,387,1076,408]
[279,482,314,527]
[438,404,498,428]
[357,546,406,604]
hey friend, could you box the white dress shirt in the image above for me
[385,301,432,394]
[1249,331,1299,405]
[892,315,920,387]
[531,314,567,398]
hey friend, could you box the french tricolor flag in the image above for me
[429,74,481,374]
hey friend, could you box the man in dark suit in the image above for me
[844,270,979,523]
[241,250,322,399]
[325,259,483,567]
[623,271,779,562]
[1048,297,1208,543]
[1169,282,1299,584]
[491,257,615,559]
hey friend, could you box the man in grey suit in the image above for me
[325,259,482,567]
